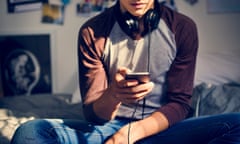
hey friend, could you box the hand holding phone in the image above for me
[125,72,150,83]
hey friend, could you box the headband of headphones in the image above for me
[114,0,162,39]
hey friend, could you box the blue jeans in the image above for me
[11,113,240,144]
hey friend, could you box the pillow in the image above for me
[194,51,240,86]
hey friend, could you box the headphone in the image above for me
[115,0,161,38]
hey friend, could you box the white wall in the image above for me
[175,0,240,54]
[1,0,240,94]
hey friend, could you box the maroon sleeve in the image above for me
[158,11,199,126]
[77,8,116,123]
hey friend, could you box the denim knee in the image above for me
[11,119,59,144]
[224,112,240,126]
[209,112,240,144]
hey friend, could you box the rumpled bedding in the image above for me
[1,83,240,144]
[192,83,240,117]
[0,94,83,144]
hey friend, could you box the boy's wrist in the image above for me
[126,121,145,143]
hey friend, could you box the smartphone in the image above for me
[125,72,150,83]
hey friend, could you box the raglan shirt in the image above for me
[78,3,198,126]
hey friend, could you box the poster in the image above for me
[0,34,52,96]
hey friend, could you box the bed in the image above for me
[0,51,240,144]
[0,92,84,144]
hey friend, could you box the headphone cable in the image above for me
[147,21,152,73]
[127,22,152,144]
[127,102,139,144]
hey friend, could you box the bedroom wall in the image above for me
[0,0,240,95]
[175,0,240,55]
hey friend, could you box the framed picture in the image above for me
[0,30,56,96]
[7,0,43,13]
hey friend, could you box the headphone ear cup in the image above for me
[124,12,139,33]
[144,9,160,31]
[115,0,161,38]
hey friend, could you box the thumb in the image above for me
[117,67,132,76]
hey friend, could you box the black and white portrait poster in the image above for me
[0,34,52,96]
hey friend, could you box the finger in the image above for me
[115,68,130,87]
[116,76,138,88]
[115,90,146,103]
[122,82,153,93]
[134,82,154,92]
[117,67,132,75]
[118,82,154,102]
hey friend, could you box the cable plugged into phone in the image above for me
[125,72,149,144]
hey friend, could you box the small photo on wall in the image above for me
[76,0,116,17]
[76,1,92,16]
[41,3,65,25]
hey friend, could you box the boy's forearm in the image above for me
[129,111,169,143]
[93,87,122,120]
